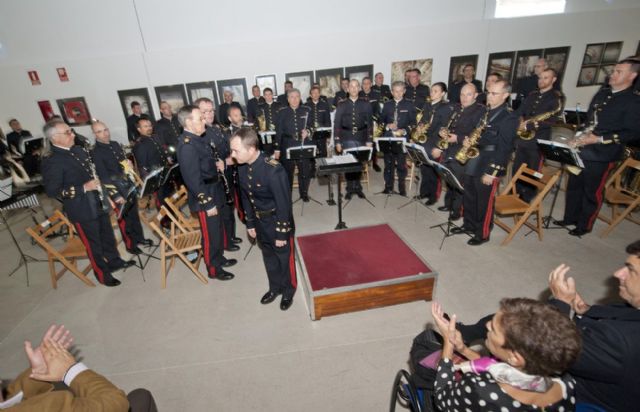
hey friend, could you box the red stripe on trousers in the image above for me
[74,222,104,284]
[537,153,544,171]
[482,180,499,240]
[234,191,245,221]
[587,162,615,230]
[435,176,442,201]
[114,206,133,250]
[288,235,297,289]
[198,211,213,274]
[222,224,228,249]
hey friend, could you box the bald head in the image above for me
[460,83,478,107]
[91,121,111,143]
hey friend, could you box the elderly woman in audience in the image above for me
[430,298,581,411]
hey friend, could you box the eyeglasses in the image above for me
[94,128,109,133]
[55,129,75,136]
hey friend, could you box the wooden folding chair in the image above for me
[598,157,640,238]
[147,206,207,288]
[26,210,95,288]
[494,164,560,245]
[164,185,199,229]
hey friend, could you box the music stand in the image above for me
[374,137,407,207]
[536,139,584,230]
[429,162,466,250]
[398,143,436,218]
[342,146,375,208]
[137,168,163,269]
[259,131,277,156]
[287,145,322,210]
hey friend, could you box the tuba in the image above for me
[455,111,489,164]
[517,99,563,140]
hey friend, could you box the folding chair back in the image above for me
[25,210,95,288]
[598,157,640,237]
[147,206,207,288]
[494,163,560,245]
[164,185,199,229]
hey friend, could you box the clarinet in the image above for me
[84,147,110,213]
[210,141,234,205]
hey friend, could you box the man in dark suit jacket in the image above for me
[246,85,265,123]
[449,64,483,105]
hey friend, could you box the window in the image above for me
[495,0,566,18]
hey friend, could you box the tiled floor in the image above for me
[0,170,635,411]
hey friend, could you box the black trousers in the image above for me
[74,213,123,284]
[383,151,407,191]
[419,163,440,200]
[255,216,296,299]
[462,174,499,240]
[127,389,158,412]
[196,209,225,276]
[313,137,328,159]
[341,140,363,193]
[443,159,464,214]
[116,200,144,251]
[513,144,543,203]
[282,158,312,197]
[563,160,615,232]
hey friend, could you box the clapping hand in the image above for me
[431,302,464,353]
[25,324,73,378]
[549,263,590,314]
[30,339,76,382]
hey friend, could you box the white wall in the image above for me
[0,0,639,144]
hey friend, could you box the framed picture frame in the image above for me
[185,81,218,107]
[37,100,56,122]
[255,74,277,95]
[217,78,249,111]
[447,55,479,90]
[56,97,92,126]
[602,41,623,64]
[391,59,433,85]
[315,67,344,98]
[345,64,374,85]
[596,64,615,85]
[117,88,155,121]
[543,46,571,85]
[513,49,544,81]
[577,42,621,87]
[285,71,314,101]
[154,84,188,114]
[577,66,598,87]
[486,51,516,83]
[582,43,604,66]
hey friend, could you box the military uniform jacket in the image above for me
[132,135,168,178]
[42,145,106,223]
[449,79,483,105]
[304,99,331,128]
[92,141,131,200]
[580,86,640,162]
[238,153,293,241]
[333,90,348,107]
[515,88,563,148]
[372,84,392,101]
[404,83,430,108]
[275,105,312,151]
[464,103,517,178]
[155,116,183,148]
[257,101,282,131]
[218,102,245,127]
[359,89,382,120]
[333,98,373,145]
[247,96,265,122]
[126,114,141,142]
[206,124,230,160]
[442,102,486,158]
[177,131,224,213]
[421,100,454,151]
[6,130,31,153]
[276,93,288,106]
[380,99,417,139]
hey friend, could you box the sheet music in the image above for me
[324,154,357,165]
[537,139,585,169]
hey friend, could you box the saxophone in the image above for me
[455,110,489,164]
[517,99,563,140]
[437,110,459,150]
[410,108,433,144]
[257,113,267,132]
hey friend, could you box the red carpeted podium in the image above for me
[296,224,437,320]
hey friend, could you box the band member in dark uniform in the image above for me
[155,101,183,149]
[360,77,382,172]
[380,81,417,195]
[42,120,134,287]
[432,83,486,220]
[246,85,265,123]
[333,79,374,199]
[404,69,430,109]
[91,121,151,255]
[452,80,517,245]
[305,85,332,159]
[277,81,293,105]
[196,98,242,251]
[256,88,282,156]
[418,82,453,205]
[222,106,246,248]
[218,90,245,127]
[176,105,236,280]
[274,89,312,201]
[449,64,483,105]
[132,118,174,205]
[514,68,563,202]
[126,101,148,143]
[556,59,640,237]
[477,72,503,106]
[372,72,392,101]
[230,128,296,311]
[333,78,350,107]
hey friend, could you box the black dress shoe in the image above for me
[138,239,154,247]
[302,195,310,202]
[231,237,243,244]
[450,213,461,221]
[450,227,466,235]
[438,206,450,212]
[356,191,366,199]
[467,236,489,246]
[104,278,121,287]
[127,246,143,255]
[222,258,238,267]
[569,228,590,237]
[345,192,353,200]
[225,244,241,252]
[552,219,575,227]
[382,188,392,194]
[260,291,279,304]
[280,296,293,310]
[425,198,437,206]
[211,270,234,280]
[373,164,382,172]
[112,259,136,271]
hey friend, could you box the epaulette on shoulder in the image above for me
[266,158,279,167]
[183,136,191,144]
[277,106,288,112]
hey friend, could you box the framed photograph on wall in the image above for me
[581,43,604,66]
[486,51,516,83]
[513,49,544,81]
[56,97,92,126]
[186,81,218,106]
[345,64,374,85]
[217,78,249,111]
[315,67,344,98]
[285,71,314,101]
[37,100,56,121]
[577,42,622,87]
[391,59,433,85]
[596,64,615,85]
[543,46,571,85]
[602,41,623,63]
[447,55,479,90]
[256,74,277,95]
[117,88,155,121]
[577,67,597,87]
[154,84,188,114]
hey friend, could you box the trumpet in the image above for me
[455,111,489,164]
[437,111,459,150]
[517,99,563,140]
